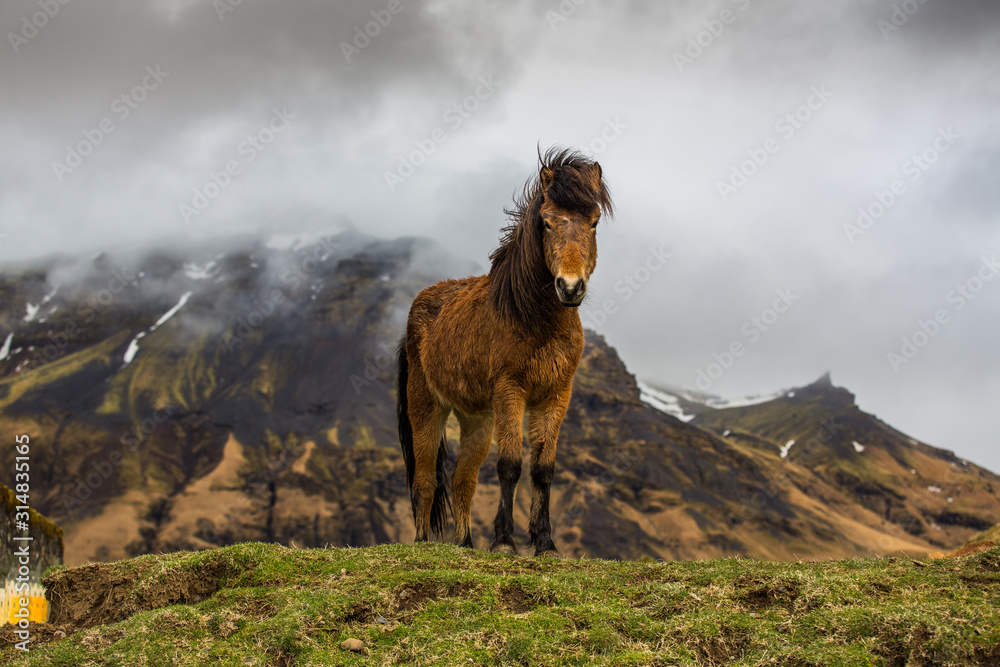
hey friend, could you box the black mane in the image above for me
[487,147,614,331]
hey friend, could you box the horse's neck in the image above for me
[520,285,582,341]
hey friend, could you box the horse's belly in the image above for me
[421,329,492,415]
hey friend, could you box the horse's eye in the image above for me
[543,221,552,231]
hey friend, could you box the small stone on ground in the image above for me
[341,638,364,652]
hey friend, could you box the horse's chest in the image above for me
[520,339,583,398]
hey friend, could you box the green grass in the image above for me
[6,542,1000,666]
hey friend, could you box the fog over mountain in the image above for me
[1,0,998,471]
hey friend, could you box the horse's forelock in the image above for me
[488,146,613,329]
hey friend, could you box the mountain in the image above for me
[643,375,1000,555]
[2,228,998,565]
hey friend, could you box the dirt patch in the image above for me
[499,585,533,613]
[266,647,297,667]
[733,576,799,609]
[867,581,892,598]
[874,621,934,667]
[225,592,279,621]
[972,643,1000,665]
[344,601,375,623]
[948,541,996,558]
[0,622,71,651]
[684,626,751,666]
[392,581,477,614]
[499,583,555,613]
[44,554,234,632]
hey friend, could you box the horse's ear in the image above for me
[540,166,555,190]
[590,162,603,189]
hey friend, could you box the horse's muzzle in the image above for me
[555,276,586,306]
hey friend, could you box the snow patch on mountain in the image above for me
[184,260,218,280]
[693,389,787,410]
[638,382,697,422]
[0,333,13,361]
[780,439,796,459]
[122,332,146,365]
[122,292,193,367]
[152,291,193,329]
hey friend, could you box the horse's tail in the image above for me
[396,336,416,501]
[396,335,452,538]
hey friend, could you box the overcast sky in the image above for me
[2,0,998,471]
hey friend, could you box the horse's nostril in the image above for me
[556,277,567,291]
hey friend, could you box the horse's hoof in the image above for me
[535,549,560,558]
[491,543,516,555]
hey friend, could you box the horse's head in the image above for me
[538,158,612,307]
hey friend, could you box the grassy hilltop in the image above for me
[2,542,998,666]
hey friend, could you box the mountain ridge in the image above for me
[1,229,998,565]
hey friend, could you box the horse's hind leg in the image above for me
[407,368,451,542]
[452,412,494,548]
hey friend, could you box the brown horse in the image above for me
[396,147,613,555]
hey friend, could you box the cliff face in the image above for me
[1,229,998,565]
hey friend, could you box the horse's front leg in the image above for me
[526,388,570,557]
[490,386,526,554]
